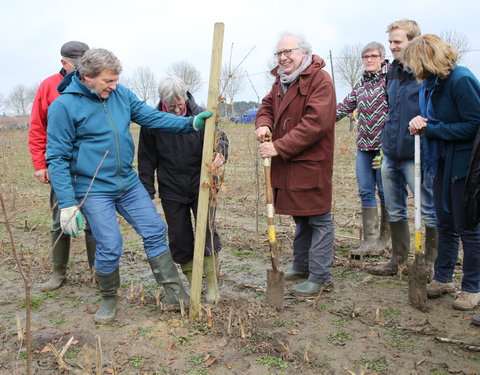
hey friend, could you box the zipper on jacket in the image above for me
[102,101,125,192]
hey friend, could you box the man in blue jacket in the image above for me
[367,19,438,278]
[46,48,212,323]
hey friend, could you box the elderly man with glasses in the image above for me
[255,32,336,296]
[138,76,228,304]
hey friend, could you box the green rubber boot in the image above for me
[351,207,380,257]
[94,267,119,324]
[149,252,190,307]
[180,260,193,284]
[292,280,334,296]
[284,269,309,281]
[367,221,409,276]
[204,255,221,304]
[40,232,70,292]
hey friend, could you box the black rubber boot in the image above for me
[424,226,438,283]
[351,207,379,257]
[94,268,120,324]
[85,232,96,270]
[367,221,409,276]
[149,252,190,306]
[40,232,70,292]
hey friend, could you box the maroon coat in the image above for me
[255,55,336,216]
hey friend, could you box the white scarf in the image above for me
[278,54,313,85]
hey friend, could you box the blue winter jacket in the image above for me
[46,71,197,208]
[381,59,421,161]
[423,65,480,210]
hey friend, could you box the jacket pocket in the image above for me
[289,160,323,191]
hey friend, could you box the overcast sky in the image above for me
[1,0,479,110]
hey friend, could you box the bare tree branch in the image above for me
[334,43,364,90]
[167,60,203,94]
[122,67,157,106]
[440,29,471,63]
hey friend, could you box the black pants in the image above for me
[161,198,221,264]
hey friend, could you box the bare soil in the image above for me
[0,122,479,375]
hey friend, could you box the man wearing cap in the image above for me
[28,41,94,292]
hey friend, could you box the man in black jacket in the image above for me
[367,19,438,280]
[138,76,228,304]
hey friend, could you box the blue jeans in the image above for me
[433,160,480,293]
[79,183,169,274]
[381,155,437,227]
[356,150,384,207]
[292,213,334,284]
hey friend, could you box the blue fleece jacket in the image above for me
[46,71,196,208]
[423,65,480,210]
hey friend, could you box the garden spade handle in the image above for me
[262,130,279,272]
[264,156,280,272]
[414,134,423,255]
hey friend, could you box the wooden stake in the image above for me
[197,304,203,323]
[206,306,213,329]
[16,313,23,343]
[83,343,90,373]
[139,283,144,304]
[374,306,381,325]
[129,280,135,300]
[227,308,233,335]
[95,335,102,375]
[179,300,185,317]
[239,316,246,339]
[155,289,160,308]
[190,22,224,320]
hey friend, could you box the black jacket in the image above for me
[137,92,228,203]
[381,60,421,161]
[464,126,480,229]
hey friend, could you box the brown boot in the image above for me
[367,221,409,276]
[351,207,380,257]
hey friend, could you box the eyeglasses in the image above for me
[274,48,300,58]
[166,103,185,112]
[362,54,381,60]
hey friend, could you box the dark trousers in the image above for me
[161,198,221,264]
[433,160,480,293]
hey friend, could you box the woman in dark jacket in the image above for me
[404,34,480,312]
[138,76,228,304]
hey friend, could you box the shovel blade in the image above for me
[408,253,430,312]
[267,269,285,311]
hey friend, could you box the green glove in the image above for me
[193,111,213,131]
[372,150,383,169]
[60,206,84,238]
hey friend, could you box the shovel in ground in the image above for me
[408,134,429,311]
[263,154,285,311]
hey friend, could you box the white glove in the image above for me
[60,206,84,238]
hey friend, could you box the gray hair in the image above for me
[78,48,122,78]
[158,76,188,103]
[361,42,386,57]
[277,32,312,55]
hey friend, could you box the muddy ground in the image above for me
[0,122,479,375]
